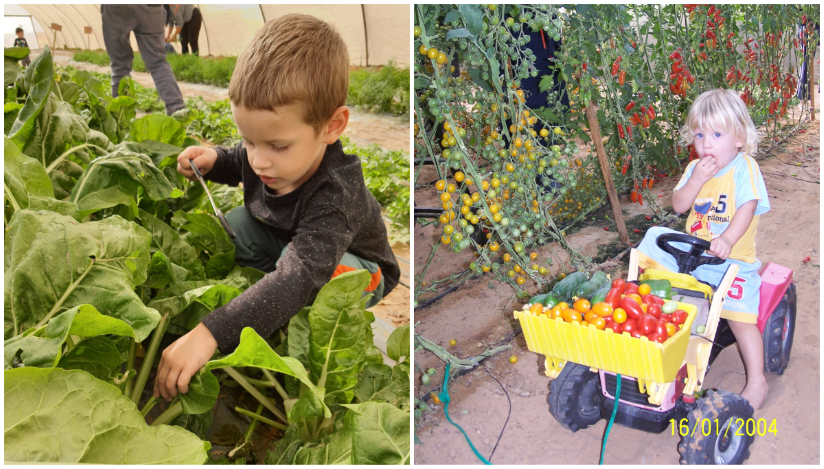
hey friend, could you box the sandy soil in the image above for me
[50,50,411,329]
[413,101,820,462]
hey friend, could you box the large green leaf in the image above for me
[69,149,174,217]
[139,208,206,281]
[4,367,209,463]
[293,424,353,464]
[176,210,235,254]
[304,269,374,408]
[144,251,190,289]
[20,93,89,169]
[4,304,136,370]
[4,210,159,341]
[168,284,243,334]
[130,114,186,147]
[57,336,127,382]
[147,283,216,319]
[179,328,331,419]
[8,46,52,147]
[4,56,21,88]
[342,402,410,465]
[3,135,53,213]
[4,102,24,135]
[266,425,307,464]
[27,196,81,221]
[107,95,137,141]
[118,140,182,167]
[386,324,410,363]
[353,362,410,410]
[4,46,30,60]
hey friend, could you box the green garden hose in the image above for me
[600,374,622,465]
[438,363,492,465]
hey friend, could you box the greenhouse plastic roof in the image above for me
[7,4,409,66]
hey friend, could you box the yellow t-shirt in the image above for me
[675,153,770,264]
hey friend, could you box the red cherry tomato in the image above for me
[631,330,643,339]
[671,310,688,325]
[625,282,640,294]
[605,288,622,309]
[655,320,667,336]
[642,294,665,306]
[647,333,666,344]
[611,279,627,291]
[636,314,654,335]
[622,318,637,334]
[607,321,623,333]
[620,297,643,320]
[647,304,662,320]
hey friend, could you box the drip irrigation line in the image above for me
[415,276,472,310]
[419,326,523,405]
[483,369,511,463]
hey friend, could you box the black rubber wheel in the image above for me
[677,389,754,465]
[762,282,796,375]
[547,362,602,432]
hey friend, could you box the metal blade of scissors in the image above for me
[189,159,236,238]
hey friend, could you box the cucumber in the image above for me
[551,271,589,301]
[529,292,561,308]
[574,271,610,300]
[590,284,612,304]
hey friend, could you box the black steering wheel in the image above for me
[656,233,725,275]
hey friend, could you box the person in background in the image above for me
[796,15,820,106]
[13,27,31,67]
[168,4,203,55]
[101,4,186,115]
[162,4,177,54]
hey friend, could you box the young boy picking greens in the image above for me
[637,89,770,409]
[153,14,400,401]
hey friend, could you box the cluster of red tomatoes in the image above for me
[526,278,690,345]
[668,50,695,97]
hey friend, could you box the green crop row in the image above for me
[71,50,410,115]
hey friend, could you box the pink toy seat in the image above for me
[757,262,793,333]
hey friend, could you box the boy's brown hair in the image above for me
[228,14,349,134]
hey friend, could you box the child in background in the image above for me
[153,14,400,402]
[637,89,770,409]
[13,27,31,67]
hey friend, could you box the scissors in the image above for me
[188,159,236,239]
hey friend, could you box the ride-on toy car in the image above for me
[514,233,796,464]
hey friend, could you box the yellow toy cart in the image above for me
[514,233,796,464]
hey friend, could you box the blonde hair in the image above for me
[228,14,349,134]
[679,88,759,155]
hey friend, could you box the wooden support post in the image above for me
[585,102,630,246]
[809,55,815,121]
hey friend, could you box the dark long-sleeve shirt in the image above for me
[200,140,400,353]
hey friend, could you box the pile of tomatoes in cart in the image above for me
[524,278,691,345]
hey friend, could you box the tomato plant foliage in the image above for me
[4,46,409,465]
[414,4,817,296]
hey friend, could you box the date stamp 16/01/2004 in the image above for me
[670,418,777,438]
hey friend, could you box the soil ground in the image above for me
[413,95,820,463]
[51,50,411,329]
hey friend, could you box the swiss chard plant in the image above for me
[4,46,409,465]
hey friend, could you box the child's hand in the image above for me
[708,235,733,260]
[177,146,218,181]
[153,323,218,401]
[692,156,720,184]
